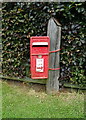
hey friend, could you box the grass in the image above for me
[1,80,85,118]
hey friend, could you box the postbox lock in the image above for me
[38,55,42,58]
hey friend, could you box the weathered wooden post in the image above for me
[46,17,61,94]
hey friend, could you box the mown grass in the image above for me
[2,80,85,118]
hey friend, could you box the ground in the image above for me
[1,80,85,118]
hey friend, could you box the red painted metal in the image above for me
[49,48,61,70]
[30,36,50,79]
[49,49,61,53]
[49,68,60,70]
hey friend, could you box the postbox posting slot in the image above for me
[32,45,48,47]
[32,42,48,47]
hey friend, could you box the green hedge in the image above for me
[2,2,86,87]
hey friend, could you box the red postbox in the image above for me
[30,36,50,79]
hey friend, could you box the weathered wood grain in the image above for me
[46,18,61,94]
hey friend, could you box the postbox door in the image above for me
[31,55,49,79]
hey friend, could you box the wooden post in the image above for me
[46,17,61,94]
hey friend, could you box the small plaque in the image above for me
[36,58,44,72]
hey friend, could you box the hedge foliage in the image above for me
[2,2,86,87]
